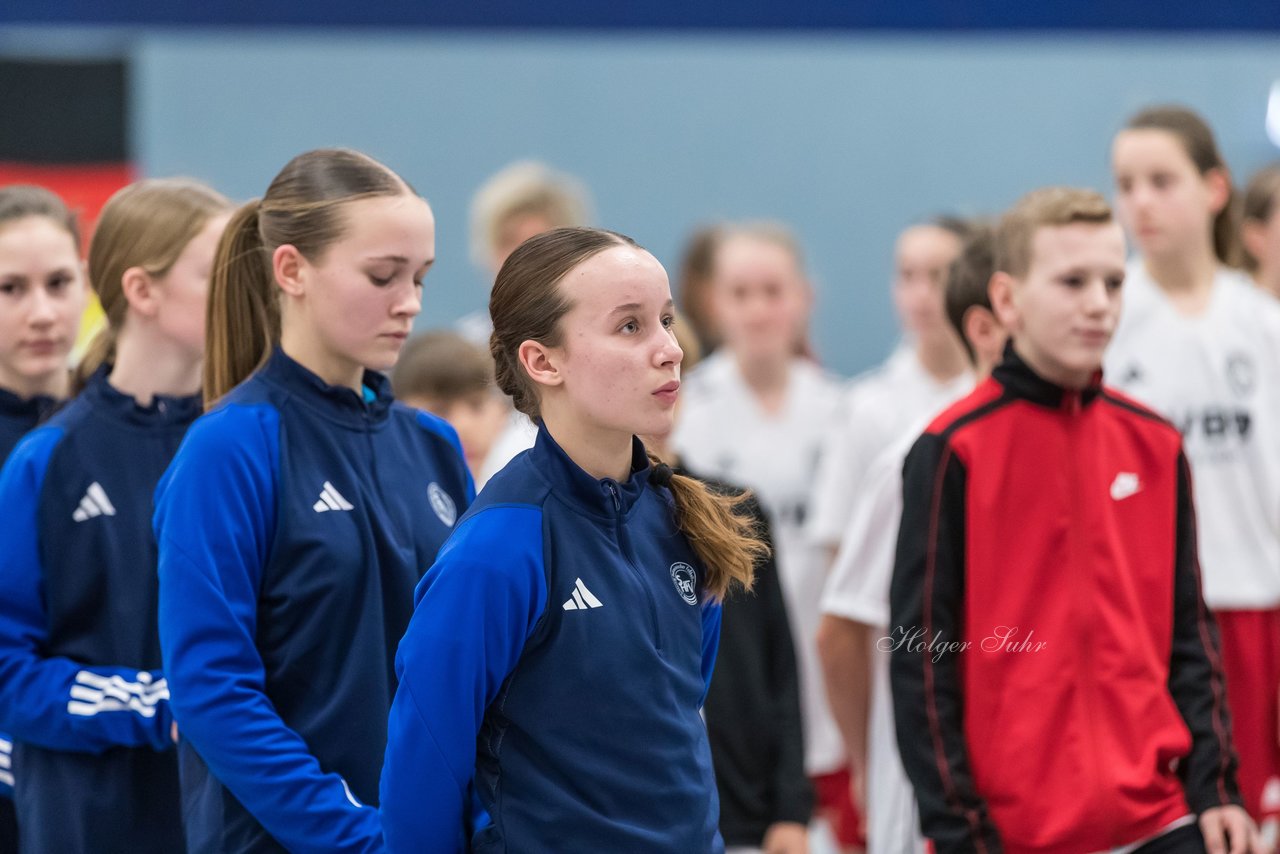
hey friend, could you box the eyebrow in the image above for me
[608,299,675,316]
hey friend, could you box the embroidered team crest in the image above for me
[427,483,456,527]
[669,562,699,605]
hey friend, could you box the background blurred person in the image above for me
[0,177,229,853]
[1241,163,1280,300]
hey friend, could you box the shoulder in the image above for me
[1,422,70,487]
[1097,386,1182,441]
[162,401,282,493]
[680,351,735,399]
[466,453,553,514]
[394,402,467,460]
[921,377,1008,439]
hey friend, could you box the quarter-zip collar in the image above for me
[0,385,59,427]
[259,347,393,428]
[82,365,201,429]
[991,341,1103,412]
[530,423,654,520]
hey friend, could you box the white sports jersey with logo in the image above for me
[807,346,972,550]
[674,351,844,774]
[1106,263,1280,608]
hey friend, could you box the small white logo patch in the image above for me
[1110,472,1141,501]
[670,562,699,605]
[428,482,457,527]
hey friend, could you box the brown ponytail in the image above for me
[203,148,412,406]
[76,177,230,392]
[1125,105,1241,267]
[490,226,764,600]
[649,456,762,600]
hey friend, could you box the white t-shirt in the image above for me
[674,351,844,775]
[477,410,537,489]
[1106,263,1280,609]
[820,406,964,854]
[807,346,972,551]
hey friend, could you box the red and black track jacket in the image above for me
[889,344,1240,854]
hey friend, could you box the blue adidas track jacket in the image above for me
[0,386,59,811]
[0,369,198,853]
[380,426,724,854]
[154,348,473,854]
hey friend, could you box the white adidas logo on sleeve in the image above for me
[562,578,603,611]
[313,482,354,513]
[72,482,116,522]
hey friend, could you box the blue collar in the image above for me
[83,366,202,428]
[260,347,394,427]
[0,386,59,424]
[529,423,655,519]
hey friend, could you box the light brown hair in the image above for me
[1242,163,1280,274]
[1124,105,1239,267]
[996,187,1113,279]
[391,330,493,404]
[76,178,230,389]
[469,161,591,269]
[489,226,763,599]
[0,185,80,248]
[204,148,412,404]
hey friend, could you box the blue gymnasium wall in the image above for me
[3,28,1280,375]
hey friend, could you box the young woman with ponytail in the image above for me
[380,226,764,853]
[152,149,472,854]
[0,177,229,853]
[1108,105,1280,836]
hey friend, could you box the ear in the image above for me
[120,266,160,319]
[518,339,563,391]
[1241,218,1266,266]
[1203,166,1233,216]
[964,305,1005,363]
[988,271,1019,331]
[273,244,307,298]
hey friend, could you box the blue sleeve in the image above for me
[414,410,476,503]
[0,427,173,754]
[699,600,722,707]
[155,404,383,854]
[380,505,547,854]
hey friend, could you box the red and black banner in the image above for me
[0,57,133,241]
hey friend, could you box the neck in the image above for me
[639,431,676,465]
[108,325,201,406]
[280,324,363,395]
[1144,247,1218,296]
[0,365,69,401]
[734,351,790,397]
[541,407,635,482]
[916,333,970,382]
[1012,339,1092,391]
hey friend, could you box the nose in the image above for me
[27,285,58,328]
[392,280,422,320]
[656,327,683,369]
[1082,278,1111,315]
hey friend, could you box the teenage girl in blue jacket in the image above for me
[0,178,230,853]
[0,184,88,853]
[153,149,473,854]
[380,227,765,853]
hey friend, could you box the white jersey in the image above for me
[820,403,969,854]
[674,351,844,774]
[477,410,537,489]
[807,346,972,550]
[1106,262,1280,609]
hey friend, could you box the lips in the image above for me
[653,380,680,404]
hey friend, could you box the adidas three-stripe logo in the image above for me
[562,578,603,611]
[72,482,116,522]
[67,670,169,719]
[313,482,354,513]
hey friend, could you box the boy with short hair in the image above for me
[390,331,507,484]
[890,188,1254,852]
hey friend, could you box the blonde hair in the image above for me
[76,178,230,389]
[469,161,591,269]
[996,187,1113,279]
[0,185,80,248]
[204,148,412,405]
[489,226,762,600]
